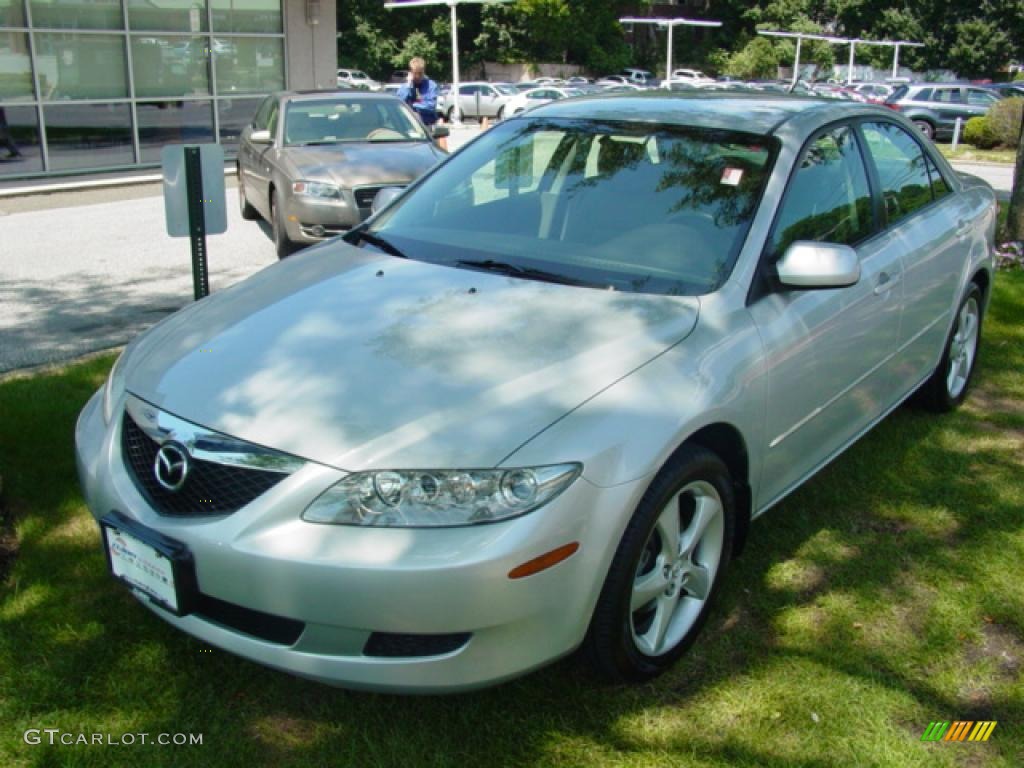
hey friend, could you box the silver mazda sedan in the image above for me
[76,93,995,693]
[236,90,448,258]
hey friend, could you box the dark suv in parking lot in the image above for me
[885,83,1003,140]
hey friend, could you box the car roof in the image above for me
[278,90,392,102]
[529,91,857,135]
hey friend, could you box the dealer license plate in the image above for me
[103,525,180,612]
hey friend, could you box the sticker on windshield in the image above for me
[721,168,744,186]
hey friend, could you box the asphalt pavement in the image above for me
[0,125,481,375]
[0,124,1014,376]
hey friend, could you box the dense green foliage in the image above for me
[964,116,1000,149]
[337,0,1024,80]
[986,97,1024,147]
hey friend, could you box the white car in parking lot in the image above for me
[505,86,584,116]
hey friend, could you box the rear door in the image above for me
[858,120,972,395]
[928,87,966,135]
[750,123,904,507]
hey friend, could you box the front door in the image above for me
[750,123,904,508]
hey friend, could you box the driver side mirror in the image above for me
[432,124,450,139]
[776,241,861,289]
[250,129,272,144]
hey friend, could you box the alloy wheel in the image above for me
[630,480,725,657]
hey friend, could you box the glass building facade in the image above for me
[0,0,286,178]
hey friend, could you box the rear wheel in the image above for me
[270,190,295,260]
[912,119,935,140]
[919,283,983,412]
[584,445,735,682]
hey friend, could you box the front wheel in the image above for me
[496,105,505,121]
[918,283,983,412]
[270,190,295,260]
[237,170,259,221]
[584,445,735,682]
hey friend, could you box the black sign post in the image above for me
[161,143,226,301]
[184,146,210,300]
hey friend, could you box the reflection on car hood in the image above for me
[281,142,444,187]
[122,244,699,471]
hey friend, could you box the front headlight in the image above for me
[102,351,126,424]
[302,464,581,527]
[292,180,342,199]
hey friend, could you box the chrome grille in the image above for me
[121,413,288,517]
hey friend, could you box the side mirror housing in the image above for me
[432,124,450,139]
[250,129,272,144]
[370,186,404,215]
[776,241,861,289]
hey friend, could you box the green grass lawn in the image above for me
[1,274,1022,768]
[937,143,1018,165]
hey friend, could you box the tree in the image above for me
[391,31,438,70]
[725,37,780,79]
[947,19,1012,79]
[1007,113,1024,241]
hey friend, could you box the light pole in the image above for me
[384,0,514,125]
[756,30,847,88]
[619,17,722,82]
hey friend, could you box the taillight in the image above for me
[884,103,901,110]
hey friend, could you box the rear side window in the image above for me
[909,87,932,101]
[887,85,909,102]
[967,88,998,106]
[931,88,962,104]
[860,122,934,225]
[769,125,873,257]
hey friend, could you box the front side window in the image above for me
[860,121,933,225]
[365,118,776,295]
[283,99,427,145]
[769,125,873,257]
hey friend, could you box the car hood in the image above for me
[123,245,699,471]
[281,142,443,187]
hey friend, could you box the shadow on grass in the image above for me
[1,275,1022,768]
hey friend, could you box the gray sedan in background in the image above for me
[78,93,994,692]
[236,90,448,258]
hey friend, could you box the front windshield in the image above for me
[368,117,776,295]
[284,99,429,146]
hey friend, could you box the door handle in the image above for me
[874,272,901,295]
[956,221,972,239]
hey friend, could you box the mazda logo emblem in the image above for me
[154,443,190,492]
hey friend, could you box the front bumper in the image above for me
[75,390,646,692]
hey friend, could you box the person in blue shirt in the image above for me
[397,57,439,126]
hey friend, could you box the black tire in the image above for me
[918,283,984,412]
[496,105,505,121]
[237,170,259,221]
[446,107,455,123]
[912,119,935,141]
[270,190,295,260]
[584,445,736,683]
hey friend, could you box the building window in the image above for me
[0,0,285,177]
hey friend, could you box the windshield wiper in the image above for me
[297,140,344,146]
[346,230,408,259]
[454,259,600,287]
